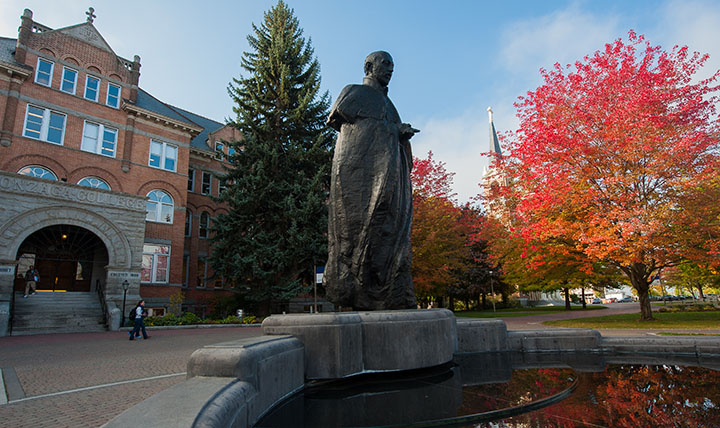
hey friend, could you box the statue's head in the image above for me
[364,51,394,87]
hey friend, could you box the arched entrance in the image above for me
[15,225,108,292]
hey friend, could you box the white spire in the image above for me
[487,106,493,124]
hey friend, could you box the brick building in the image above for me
[0,8,241,335]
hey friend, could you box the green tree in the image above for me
[211,1,334,314]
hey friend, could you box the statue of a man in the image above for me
[323,51,418,310]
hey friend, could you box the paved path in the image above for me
[1,305,717,427]
[0,326,263,428]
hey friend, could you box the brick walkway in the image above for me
[0,326,263,428]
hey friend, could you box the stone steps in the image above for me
[11,291,107,335]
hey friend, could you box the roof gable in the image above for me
[55,23,115,55]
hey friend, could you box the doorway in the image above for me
[15,225,108,292]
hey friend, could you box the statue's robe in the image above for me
[323,78,416,310]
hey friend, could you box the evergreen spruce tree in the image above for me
[211,1,334,314]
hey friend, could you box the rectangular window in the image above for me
[61,67,77,94]
[197,258,207,288]
[187,168,195,192]
[106,83,121,108]
[81,121,117,157]
[185,210,192,237]
[182,255,190,287]
[23,105,66,145]
[199,212,210,239]
[35,58,54,87]
[149,140,178,172]
[140,244,170,283]
[84,75,100,101]
[214,141,224,160]
[218,179,227,194]
[201,171,212,195]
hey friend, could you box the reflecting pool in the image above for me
[255,352,720,428]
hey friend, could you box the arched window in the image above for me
[199,212,210,238]
[77,176,110,190]
[185,209,192,237]
[146,190,174,223]
[18,165,57,181]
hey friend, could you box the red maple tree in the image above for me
[411,151,469,304]
[491,31,720,320]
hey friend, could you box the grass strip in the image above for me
[544,311,720,329]
[455,305,606,319]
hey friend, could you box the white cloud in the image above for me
[413,109,490,205]
[654,0,720,83]
[500,3,620,80]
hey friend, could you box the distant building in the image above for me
[0,8,241,335]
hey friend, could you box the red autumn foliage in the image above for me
[488,31,720,320]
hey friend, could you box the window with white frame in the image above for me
[77,176,110,190]
[84,75,100,101]
[81,121,117,157]
[182,254,190,287]
[218,178,227,194]
[227,146,237,165]
[35,58,54,86]
[23,105,66,145]
[214,141,224,160]
[146,190,174,223]
[149,140,177,172]
[201,171,212,195]
[140,244,170,283]
[60,67,77,94]
[187,168,195,192]
[185,209,192,237]
[106,83,121,108]
[199,212,210,238]
[197,257,207,288]
[18,165,57,181]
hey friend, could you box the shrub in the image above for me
[140,312,259,326]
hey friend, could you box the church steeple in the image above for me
[488,107,502,156]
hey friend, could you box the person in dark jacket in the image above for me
[128,300,149,340]
[23,265,39,298]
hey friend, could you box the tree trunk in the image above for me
[626,263,654,321]
[481,293,486,309]
[448,296,455,311]
[581,287,587,309]
[564,288,571,310]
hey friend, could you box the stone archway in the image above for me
[0,206,133,268]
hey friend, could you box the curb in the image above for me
[119,323,262,332]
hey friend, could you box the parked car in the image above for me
[619,296,634,303]
[592,298,602,304]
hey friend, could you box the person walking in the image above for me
[128,300,149,340]
[23,265,39,298]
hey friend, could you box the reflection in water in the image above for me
[255,353,720,428]
[501,364,720,428]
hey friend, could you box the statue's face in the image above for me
[371,54,394,87]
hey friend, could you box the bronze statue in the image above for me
[324,51,418,310]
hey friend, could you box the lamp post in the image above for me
[489,270,496,313]
[121,280,129,327]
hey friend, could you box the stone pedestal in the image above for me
[262,309,456,379]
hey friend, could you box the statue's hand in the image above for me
[400,123,420,139]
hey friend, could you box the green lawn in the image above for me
[455,305,606,318]
[544,311,720,329]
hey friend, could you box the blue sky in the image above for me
[2,0,720,203]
